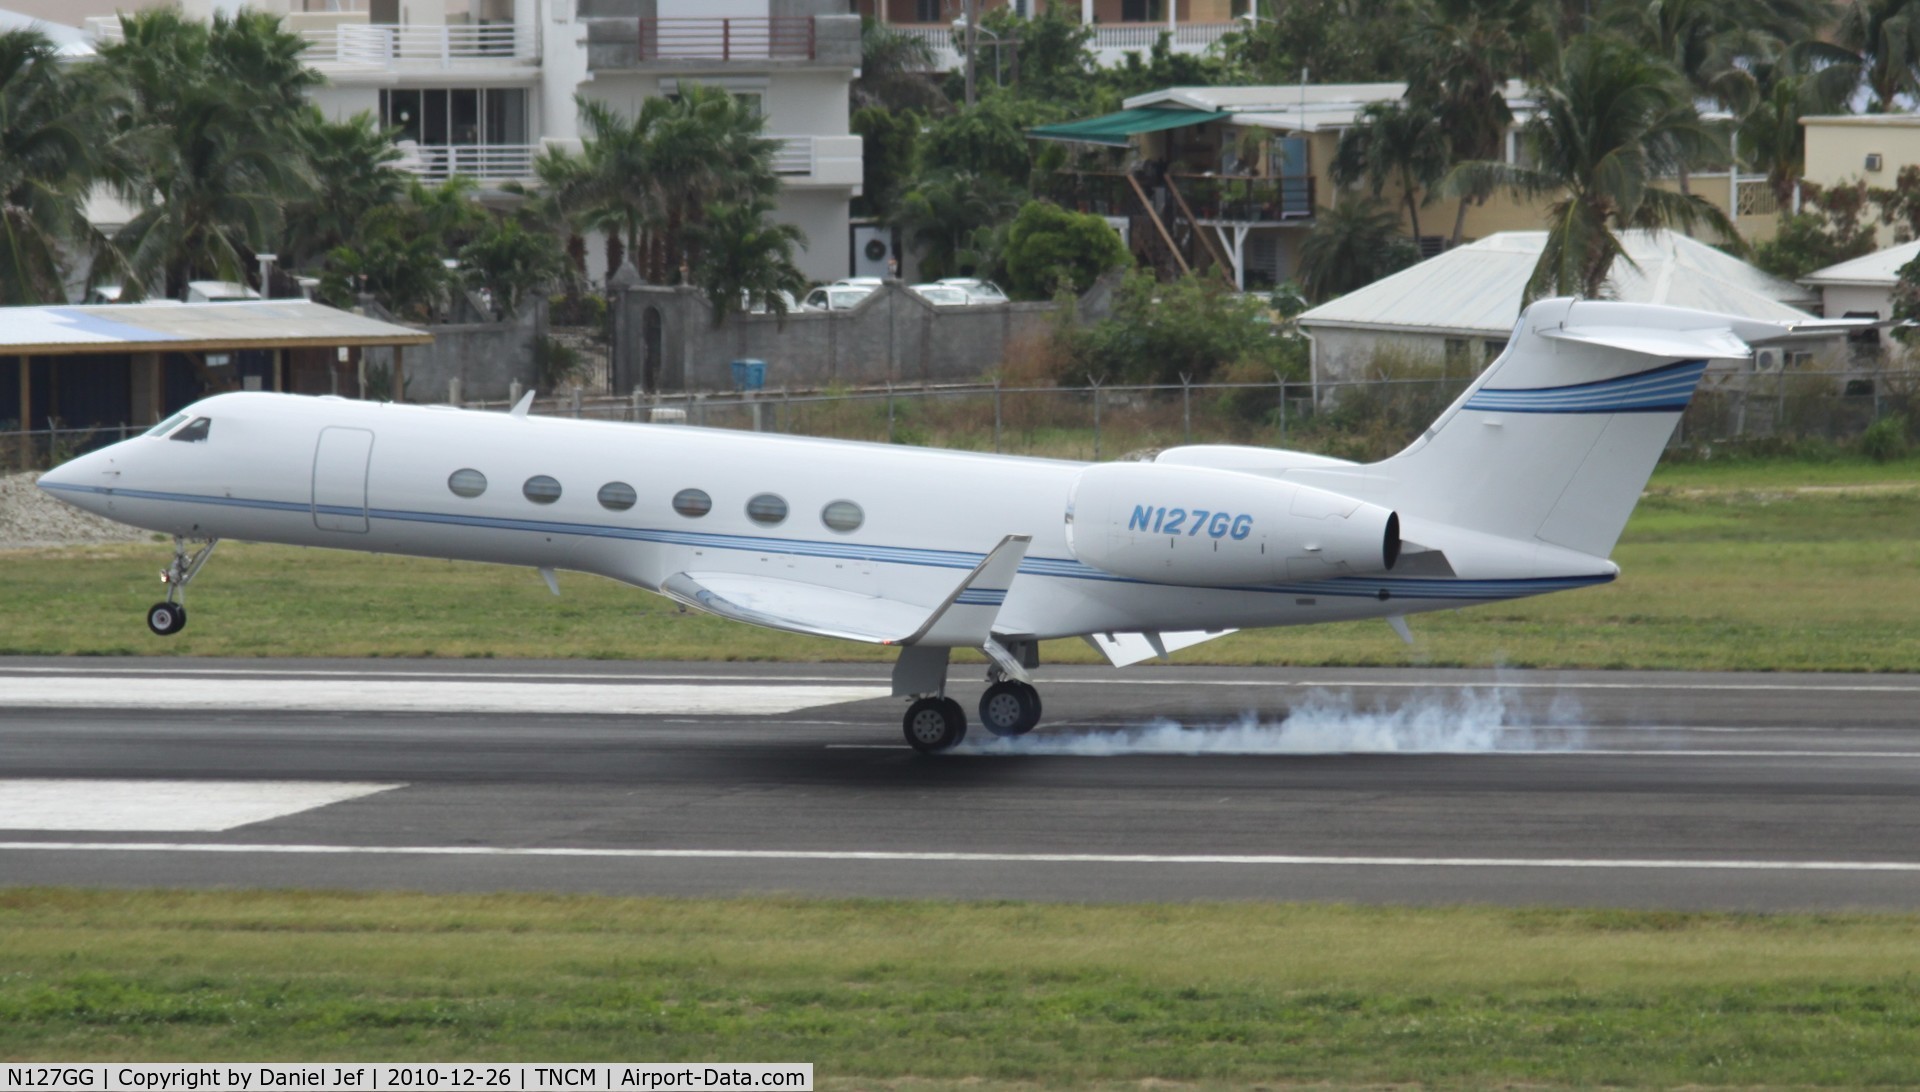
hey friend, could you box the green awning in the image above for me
[1028,107,1230,146]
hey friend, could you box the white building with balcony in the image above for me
[56,0,863,283]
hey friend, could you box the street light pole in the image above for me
[964,0,978,107]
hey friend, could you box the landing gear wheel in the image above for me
[146,602,187,636]
[979,680,1041,737]
[903,696,968,753]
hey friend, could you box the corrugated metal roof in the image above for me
[1298,230,1815,337]
[1801,240,1920,287]
[0,300,433,356]
[1126,82,1536,133]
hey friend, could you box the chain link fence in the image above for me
[8,369,1916,472]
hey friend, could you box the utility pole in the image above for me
[960,0,975,108]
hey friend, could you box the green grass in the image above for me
[5,890,1920,1085]
[4,456,1917,671]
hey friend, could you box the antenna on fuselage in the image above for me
[509,389,536,419]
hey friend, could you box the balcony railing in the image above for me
[1173,174,1316,222]
[394,143,539,183]
[1046,171,1316,224]
[638,18,815,62]
[317,23,536,66]
[892,21,1235,69]
[87,18,537,67]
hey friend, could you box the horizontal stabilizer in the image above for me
[1540,325,1750,360]
[660,534,1032,648]
[1084,628,1237,667]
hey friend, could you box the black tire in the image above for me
[146,602,186,636]
[979,680,1041,737]
[903,696,967,753]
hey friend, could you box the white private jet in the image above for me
[35,299,1836,752]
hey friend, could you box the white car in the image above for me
[937,278,1008,304]
[801,285,875,311]
[909,284,972,307]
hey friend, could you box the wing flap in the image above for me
[660,534,1033,648]
[1083,629,1237,667]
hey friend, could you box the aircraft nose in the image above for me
[36,447,117,513]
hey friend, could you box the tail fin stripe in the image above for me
[1466,360,1706,414]
[1478,357,1706,395]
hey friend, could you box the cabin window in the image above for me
[821,500,863,533]
[146,413,188,437]
[170,417,212,443]
[672,488,711,517]
[448,469,487,498]
[598,481,637,511]
[522,475,562,504]
[746,493,788,525]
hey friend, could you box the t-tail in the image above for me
[1285,298,1835,561]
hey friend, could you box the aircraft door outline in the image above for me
[312,427,375,533]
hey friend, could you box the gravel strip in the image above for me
[0,472,152,549]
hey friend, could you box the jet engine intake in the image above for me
[1065,462,1399,586]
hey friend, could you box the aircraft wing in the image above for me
[660,534,1031,647]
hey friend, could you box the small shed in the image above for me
[1800,240,1920,320]
[1,299,433,450]
[1297,230,1818,389]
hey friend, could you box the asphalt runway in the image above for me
[3,657,1920,910]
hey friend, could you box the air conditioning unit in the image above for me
[850,224,897,279]
[1754,347,1783,373]
[1866,152,1885,172]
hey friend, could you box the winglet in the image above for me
[509,390,536,418]
[895,534,1031,648]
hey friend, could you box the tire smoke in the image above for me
[965,686,1587,756]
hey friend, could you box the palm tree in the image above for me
[540,87,781,285]
[1797,0,1920,112]
[1331,99,1449,245]
[1401,0,1540,244]
[1296,193,1419,303]
[283,109,407,273]
[1447,35,1737,303]
[689,196,808,325]
[100,9,320,298]
[891,170,1021,281]
[853,18,944,112]
[0,29,102,304]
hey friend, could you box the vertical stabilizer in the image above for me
[1318,299,1761,559]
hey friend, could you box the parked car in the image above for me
[741,289,799,315]
[937,278,1008,304]
[909,284,971,307]
[801,285,875,311]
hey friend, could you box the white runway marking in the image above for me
[0,780,402,832]
[829,744,1920,759]
[0,677,889,716]
[2,665,1917,694]
[4,841,1920,873]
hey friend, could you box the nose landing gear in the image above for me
[146,536,218,637]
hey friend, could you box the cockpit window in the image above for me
[170,417,212,443]
[146,413,188,437]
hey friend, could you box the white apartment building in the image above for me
[53,0,862,282]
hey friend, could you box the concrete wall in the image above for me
[362,301,544,403]
[610,281,1064,392]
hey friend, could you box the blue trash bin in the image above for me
[731,359,767,391]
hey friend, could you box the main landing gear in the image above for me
[147,536,218,637]
[895,641,1044,753]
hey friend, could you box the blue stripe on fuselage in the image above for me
[37,481,1613,601]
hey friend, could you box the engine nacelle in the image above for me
[1065,462,1399,586]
